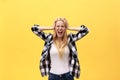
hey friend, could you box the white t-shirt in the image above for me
[50,43,70,74]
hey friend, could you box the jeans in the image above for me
[48,72,74,80]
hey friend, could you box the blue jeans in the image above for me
[48,72,74,80]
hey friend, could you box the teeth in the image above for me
[58,31,62,33]
[58,31,62,34]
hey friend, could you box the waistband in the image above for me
[49,72,70,77]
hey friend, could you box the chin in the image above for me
[57,34,64,38]
[58,36,63,38]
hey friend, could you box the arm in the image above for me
[31,24,53,41]
[67,27,81,31]
[33,24,54,31]
[68,25,89,41]
[67,25,89,31]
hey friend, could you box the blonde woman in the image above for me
[31,18,89,80]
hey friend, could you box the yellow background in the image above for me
[0,0,120,80]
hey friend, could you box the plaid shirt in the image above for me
[31,24,89,78]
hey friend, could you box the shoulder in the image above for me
[67,33,75,42]
[45,33,53,42]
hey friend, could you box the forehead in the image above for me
[56,20,64,25]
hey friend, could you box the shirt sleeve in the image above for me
[69,25,89,42]
[31,24,52,41]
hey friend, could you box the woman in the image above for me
[31,18,89,80]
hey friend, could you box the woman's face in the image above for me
[54,20,66,39]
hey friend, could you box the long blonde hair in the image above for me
[53,18,69,58]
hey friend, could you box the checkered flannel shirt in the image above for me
[31,24,89,78]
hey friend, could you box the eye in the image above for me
[61,26,64,27]
[56,25,60,27]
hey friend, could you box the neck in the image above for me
[57,37,63,42]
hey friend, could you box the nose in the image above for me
[59,26,62,29]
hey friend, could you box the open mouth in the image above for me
[58,31,63,35]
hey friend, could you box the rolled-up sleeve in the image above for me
[31,24,52,41]
[69,25,89,42]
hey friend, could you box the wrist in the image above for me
[67,27,70,30]
[50,27,54,30]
